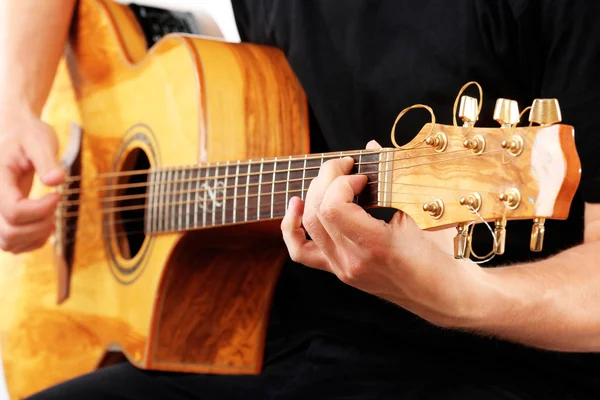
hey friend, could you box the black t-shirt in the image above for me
[231,0,600,391]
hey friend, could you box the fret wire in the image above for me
[202,164,209,228]
[158,169,166,232]
[193,167,200,229]
[356,150,363,204]
[222,162,228,225]
[301,154,308,201]
[168,169,175,232]
[177,169,183,231]
[185,168,191,230]
[257,158,264,220]
[147,170,154,233]
[245,160,251,222]
[170,169,175,231]
[319,154,325,196]
[285,155,292,211]
[172,169,178,231]
[271,157,277,219]
[233,160,239,224]
[212,162,219,226]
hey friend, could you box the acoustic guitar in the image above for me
[0,0,580,398]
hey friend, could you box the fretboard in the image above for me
[144,151,381,234]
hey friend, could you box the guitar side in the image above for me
[0,0,309,398]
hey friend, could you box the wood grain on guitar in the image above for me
[0,0,580,398]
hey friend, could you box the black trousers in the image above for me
[26,335,592,400]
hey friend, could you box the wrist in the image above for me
[457,264,549,332]
[0,98,37,123]
[435,260,498,328]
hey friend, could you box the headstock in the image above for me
[380,86,581,260]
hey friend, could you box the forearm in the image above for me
[0,0,76,116]
[469,241,600,352]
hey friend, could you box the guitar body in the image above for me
[0,0,308,397]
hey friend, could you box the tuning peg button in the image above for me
[530,99,562,126]
[459,96,479,127]
[530,217,546,252]
[493,98,520,127]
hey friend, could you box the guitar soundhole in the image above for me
[114,148,150,260]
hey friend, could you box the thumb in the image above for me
[23,122,65,187]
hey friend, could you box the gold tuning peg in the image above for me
[493,98,520,127]
[529,99,562,126]
[454,223,472,259]
[494,216,507,255]
[458,95,479,127]
[530,217,546,252]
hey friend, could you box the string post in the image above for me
[459,192,481,212]
[498,189,521,209]
[462,135,486,155]
[500,135,524,157]
[493,98,520,127]
[424,132,448,152]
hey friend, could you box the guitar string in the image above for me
[57,198,385,246]
[58,186,505,243]
[60,145,438,183]
[59,183,502,218]
[55,149,505,219]
[55,152,466,208]
[58,183,504,235]
[56,149,505,218]
[56,147,471,197]
[56,148,503,207]
[57,173,497,208]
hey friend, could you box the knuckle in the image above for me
[318,159,338,175]
[3,208,18,225]
[302,213,319,233]
[1,225,18,243]
[338,269,358,285]
[339,256,367,285]
[287,246,302,263]
[318,203,338,222]
[280,216,290,232]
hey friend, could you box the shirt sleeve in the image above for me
[229,0,270,45]
[536,0,600,203]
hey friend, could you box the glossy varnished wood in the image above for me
[150,230,288,373]
[0,0,308,397]
[387,123,580,229]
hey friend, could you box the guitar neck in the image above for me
[145,150,383,234]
